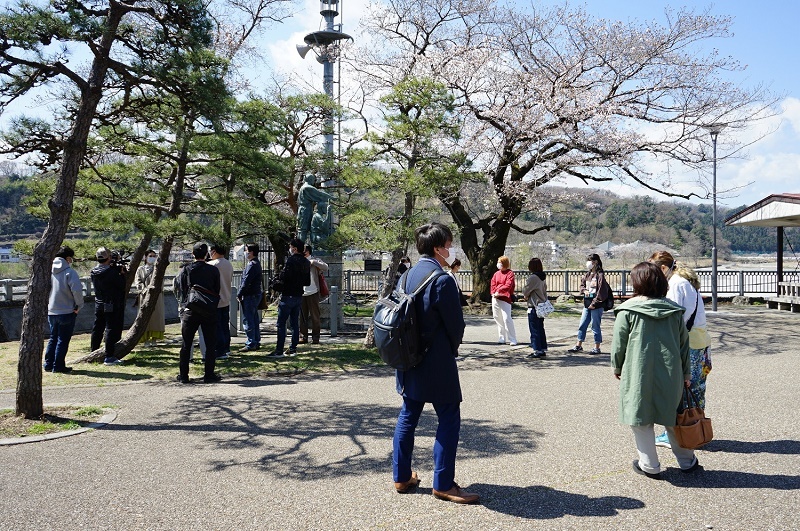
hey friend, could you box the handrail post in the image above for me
[329,286,338,337]
[564,271,569,294]
[738,270,744,296]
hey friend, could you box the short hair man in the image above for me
[177,242,221,383]
[300,244,329,344]
[391,222,478,504]
[209,244,234,359]
[90,247,127,366]
[267,238,310,357]
[237,243,263,352]
[44,246,84,373]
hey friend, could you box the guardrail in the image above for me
[341,269,800,298]
[3,269,800,302]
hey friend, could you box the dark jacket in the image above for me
[180,261,221,302]
[395,256,465,404]
[239,257,262,297]
[91,263,127,305]
[280,252,311,297]
[580,270,609,309]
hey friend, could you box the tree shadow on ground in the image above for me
[466,483,644,519]
[703,439,800,455]
[105,394,541,481]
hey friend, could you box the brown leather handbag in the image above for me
[673,388,713,449]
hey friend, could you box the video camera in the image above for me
[110,250,131,267]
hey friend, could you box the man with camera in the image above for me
[90,247,127,366]
[268,238,310,357]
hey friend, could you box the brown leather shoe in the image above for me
[394,471,420,493]
[432,482,480,504]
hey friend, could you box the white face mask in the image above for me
[436,247,451,267]
[586,261,594,270]
[147,256,156,265]
[496,263,503,270]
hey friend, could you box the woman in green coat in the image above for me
[612,262,700,478]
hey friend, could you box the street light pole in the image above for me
[705,124,725,311]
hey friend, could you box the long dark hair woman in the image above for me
[567,253,610,355]
[522,257,548,358]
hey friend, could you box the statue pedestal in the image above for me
[317,252,343,330]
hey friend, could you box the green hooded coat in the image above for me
[611,296,690,426]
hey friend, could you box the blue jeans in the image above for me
[528,311,547,352]
[393,397,460,491]
[275,295,302,352]
[216,305,231,355]
[241,294,261,349]
[577,306,604,344]
[44,313,77,371]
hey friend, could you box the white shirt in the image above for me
[303,256,329,296]
[666,274,706,329]
[209,257,234,307]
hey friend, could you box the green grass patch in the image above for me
[0,405,110,438]
[0,323,383,390]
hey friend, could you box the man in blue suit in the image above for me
[392,222,479,504]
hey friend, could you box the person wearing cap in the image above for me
[90,246,127,366]
[44,246,84,373]
[176,242,222,383]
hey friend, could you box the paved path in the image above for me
[1,306,799,530]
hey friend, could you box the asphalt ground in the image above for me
[1,305,799,530]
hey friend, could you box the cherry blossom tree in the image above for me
[350,0,778,300]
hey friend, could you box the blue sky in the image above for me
[261,0,800,211]
[2,0,797,212]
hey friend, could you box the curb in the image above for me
[0,409,117,446]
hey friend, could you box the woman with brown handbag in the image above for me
[611,262,701,479]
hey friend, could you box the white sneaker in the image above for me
[509,342,518,346]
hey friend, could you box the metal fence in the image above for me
[3,269,800,302]
[340,269,800,298]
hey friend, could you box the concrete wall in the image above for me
[0,295,181,342]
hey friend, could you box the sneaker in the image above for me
[497,338,505,344]
[509,341,518,346]
[266,350,286,358]
[588,348,602,355]
[567,345,583,353]
[527,351,544,359]
[285,349,298,357]
[52,367,73,374]
[176,374,190,384]
[655,431,671,449]
[216,352,230,360]
[103,358,123,366]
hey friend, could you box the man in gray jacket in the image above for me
[44,246,84,373]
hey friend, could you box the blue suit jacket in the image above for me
[395,256,465,404]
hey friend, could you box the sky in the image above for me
[2,0,798,213]
[254,0,800,212]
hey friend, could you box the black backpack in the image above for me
[373,268,445,371]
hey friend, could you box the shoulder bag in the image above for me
[318,271,330,298]
[536,300,555,318]
[186,284,220,317]
[673,387,713,449]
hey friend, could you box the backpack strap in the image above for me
[399,268,445,296]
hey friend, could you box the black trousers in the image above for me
[179,309,217,379]
[91,302,124,360]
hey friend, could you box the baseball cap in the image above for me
[96,247,110,261]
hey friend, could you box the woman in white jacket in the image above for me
[649,251,712,449]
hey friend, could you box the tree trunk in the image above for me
[15,10,124,418]
[74,234,169,363]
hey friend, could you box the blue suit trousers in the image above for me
[393,397,460,491]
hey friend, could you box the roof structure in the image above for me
[725,193,800,227]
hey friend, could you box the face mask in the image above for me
[497,263,503,270]
[586,261,594,270]
[436,248,451,267]
[146,256,156,265]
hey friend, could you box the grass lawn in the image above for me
[0,323,383,391]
